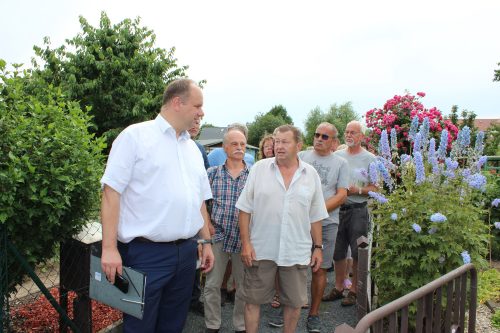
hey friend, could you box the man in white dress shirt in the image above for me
[100,78,214,333]
[236,125,328,333]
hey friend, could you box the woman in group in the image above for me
[258,134,274,160]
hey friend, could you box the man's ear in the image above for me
[297,142,303,151]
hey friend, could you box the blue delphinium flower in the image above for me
[474,131,485,155]
[409,116,419,140]
[428,227,438,234]
[437,130,448,160]
[413,132,422,154]
[462,168,471,178]
[430,213,447,223]
[412,223,422,233]
[461,250,471,264]
[377,160,393,190]
[457,126,471,150]
[428,138,439,175]
[418,117,430,148]
[477,156,488,170]
[444,157,458,178]
[492,198,500,207]
[494,222,500,229]
[414,151,425,184]
[391,213,398,221]
[400,154,411,165]
[368,191,388,204]
[466,173,486,191]
[379,129,391,160]
[368,161,378,185]
[390,128,397,151]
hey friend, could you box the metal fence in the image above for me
[1,222,116,332]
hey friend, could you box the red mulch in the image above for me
[10,287,122,332]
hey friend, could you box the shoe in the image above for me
[321,288,343,302]
[205,329,219,333]
[268,312,284,328]
[220,288,227,306]
[306,315,321,332]
[302,302,309,309]
[341,291,357,306]
[226,289,236,303]
[190,300,205,316]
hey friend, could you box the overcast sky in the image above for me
[2,0,499,130]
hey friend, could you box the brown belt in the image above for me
[134,237,190,245]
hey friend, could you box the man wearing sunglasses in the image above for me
[298,122,349,332]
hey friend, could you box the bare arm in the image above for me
[199,202,214,273]
[310,221,323,272]
[100,185,122,284]
[239,210,256,267]
[348,183,378,196]
[325,188,347,212]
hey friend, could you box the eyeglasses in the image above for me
[344,131,360,136]
[314,133,330,140]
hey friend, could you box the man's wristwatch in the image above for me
[197,239,213,245]
[313,244,324,250]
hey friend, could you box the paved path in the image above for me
[183,269,358,332]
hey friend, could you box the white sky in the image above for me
[2,0,499,130]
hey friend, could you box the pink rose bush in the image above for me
[365,92,459,155]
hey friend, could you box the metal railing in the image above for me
[335,263,477,333]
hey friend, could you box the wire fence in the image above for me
[1,221,122,332]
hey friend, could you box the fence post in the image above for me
[356,236,369,322]
[0,224,7,332]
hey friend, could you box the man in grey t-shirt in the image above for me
[299,122,348,331]
[322,120,377,307]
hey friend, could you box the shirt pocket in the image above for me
[293,185,312,207]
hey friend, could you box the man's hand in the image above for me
[200,244,215,273]
[208,222,216,236]
[101,247,123,284]
[310,248,323,273]
[241,242,256,267]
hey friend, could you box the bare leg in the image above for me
[309,268,326,316]
[244,303,260,333]
[283,305,301,333]
[334,259,347,292]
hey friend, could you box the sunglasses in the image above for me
[314,132,330,140]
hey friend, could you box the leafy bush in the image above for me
[484,174,500,260]
[478,268,500,304]
[0,61,105,292]
[369,120,489,305]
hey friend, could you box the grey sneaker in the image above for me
[268,311,284,328]
[307,315,321,332]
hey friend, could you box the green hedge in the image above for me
[0,60,105,292]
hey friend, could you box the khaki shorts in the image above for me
[241,260,308,308]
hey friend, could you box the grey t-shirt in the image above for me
[333,148,376,204]
[299,150,349,226]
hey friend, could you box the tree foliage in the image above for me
[303,102,358,145]
[0,61,105,292]
[32,12,188,151]
[247,105,293,146]
[484,123,500,156]
[494,62,500,82]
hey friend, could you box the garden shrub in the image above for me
[0,60,105,292]
[368,117,489,306]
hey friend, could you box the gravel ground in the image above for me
[474,303,499,333]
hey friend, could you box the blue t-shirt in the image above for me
[207,148,254,168]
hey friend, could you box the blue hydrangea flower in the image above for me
[391,213,398,221]
[474,131,485,154]
[379,130,391,160]
[409,116,419,140]
[390,128,397,151]
[492,198,500,207]
[437,130,448,160]
[428,227,438,234]
[466,173,486,191]
[494,222,500,229]
[368,191,388,204]
[412,223,422,233]
[413,151,425,184]
[430,213,447,223]
[461,250,471,264]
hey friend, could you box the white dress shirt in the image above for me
[236,158,328,266]
[101,115,212,243]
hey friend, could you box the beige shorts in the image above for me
[241,260,308,308]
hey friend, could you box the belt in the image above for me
[340,202,367,211]
[134,237,190,245]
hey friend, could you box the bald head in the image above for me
[344,121,364,149]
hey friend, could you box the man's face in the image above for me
[313,124,335,155]
[180,84,204,131]
[223,130,246,161]
[274,130,301,163]
[344,123,362,148]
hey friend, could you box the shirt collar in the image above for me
[155,114,190,141]
[270,157,307,173]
